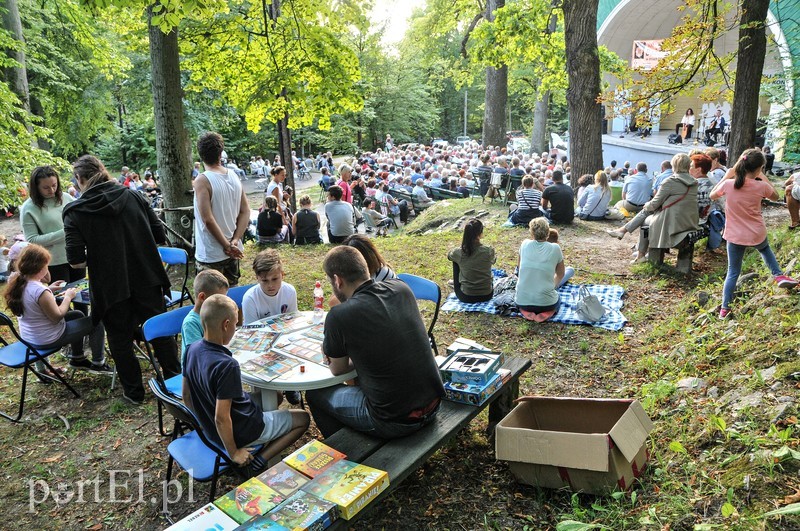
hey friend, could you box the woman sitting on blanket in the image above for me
[515,217,574,316]
[447,218,495,303]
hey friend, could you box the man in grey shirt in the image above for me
[325,185,362,244]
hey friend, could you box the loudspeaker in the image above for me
[755,136,765,148]
[667,133,682,145]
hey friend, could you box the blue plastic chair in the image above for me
[158,247,194,308]
[0,312,80,422]
[148,379,261,513]
[397,273,441,356]
[227,283,255,309]
[142,305,192,435]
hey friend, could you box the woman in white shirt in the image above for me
[578,171,611,221]
[675,108,695,140]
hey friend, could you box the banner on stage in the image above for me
[631,40,666,70]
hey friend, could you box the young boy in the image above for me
[182,294,309,466]
[362,198,391,236]
[242,249,297,325]
[181,269,230,366]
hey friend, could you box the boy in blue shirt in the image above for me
[181,269,230,366]
[183,294,309,466]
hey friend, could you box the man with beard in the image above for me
[305,246,444,439]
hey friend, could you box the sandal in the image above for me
[37,365,67,382]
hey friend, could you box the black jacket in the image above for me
[63,181,170,323]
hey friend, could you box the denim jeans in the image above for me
[722,239,782,309]
[305,384,436,439]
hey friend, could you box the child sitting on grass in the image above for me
[3,243,110,378]
[257,195,289,244]
[181,269,230,366]
[242,249,297,324]
[183,294,309,468]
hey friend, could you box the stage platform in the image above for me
[600,131,724,175]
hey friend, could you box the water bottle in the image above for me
[313,281,324,323]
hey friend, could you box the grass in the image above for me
[1,197,800,528]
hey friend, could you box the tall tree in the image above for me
[728,0,770,161]
[482,0,507,147]
[562,0,603,185]
[2,0,33,140]
[148,3,192,241]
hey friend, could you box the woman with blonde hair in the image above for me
[515,217,574,314]
[577,170,611,221]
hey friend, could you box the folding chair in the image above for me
[397,273,441,356]
[149,379,260,518]
[227,283,255,309]
[142,305,193,435]
[158,247,194,309]
[0,312,80,422]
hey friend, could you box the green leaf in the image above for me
[762,503,800,517]
[773,446,800,462]
[556,522,605,531]
[721,502,736,518]
[669,441,688,454]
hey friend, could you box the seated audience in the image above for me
[325,185,362,244]
[362,198,392,236]
[257,196,289,244]
[306,247,445,438]
[541,170,574,224]
[507,176,543,226]
[343,234,396,282]
[183,294,309,466]
[620,163,653,214]
[578,171,611,220]
[447,219,495,303]
[292,195,322,245]
[515,218,574,315]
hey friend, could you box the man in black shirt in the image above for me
[306,247,445,439]
[541,170,575,224]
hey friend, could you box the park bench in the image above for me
[645,224,709,274]
[390,187,432,213]
[428,186,465,201]
[325,356,531,528]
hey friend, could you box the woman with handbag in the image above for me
[515,217,574,316]
[606,153,699,264]
[577,171,611,221]
[710,149,798,319]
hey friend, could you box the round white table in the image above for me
[230,311,356,410]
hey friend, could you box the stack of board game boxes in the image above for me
[165,440,389,531]
[439,338,511,407]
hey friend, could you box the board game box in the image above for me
[283,440,346,479]
[164,503,239,531]
[240,351,301,382]
[257,462,310,498]
[214,478,286,524]
[310,463,389,520]
[263,491,339,531]
[233,516,290,530]
[439,349,503,386]
[300,460,357,499]
[443,368,510,406]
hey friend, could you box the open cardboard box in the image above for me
[495,397,653,495]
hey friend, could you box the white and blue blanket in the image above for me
[441,282,628,331]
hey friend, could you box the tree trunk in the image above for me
[481,0,507,148]
[728,0,770,162]
[276,113,296,211]
[2,0,35,144]
[531,90,550,155]
[563,0,603,187]
[148,5,193,246]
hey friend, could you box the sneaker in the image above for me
[88,362,114,375]
[284,390,302,406]
[121,393,144,406]
[630,255,648,264]
[606,229,625,240]
[68,358,94,371]
[719,308,731,320]
[775,275,800,289]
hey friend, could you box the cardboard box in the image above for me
[439,350,503,386]
[165,503,239,531]
[495,397,653,495]
[446,337,489,355]
[443,368,510,406]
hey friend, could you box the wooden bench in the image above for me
[325,356,531,528]
[428,187,466,201]
[646,225,710,274]
[390,187,432,213]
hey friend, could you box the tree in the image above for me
[1,0,32,138]
[562,0,603,185]
[482,0,507,147]
[727,0,770,161]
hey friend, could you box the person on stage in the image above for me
[705,109,726,144]
[675,108,694,140]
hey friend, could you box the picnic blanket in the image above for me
[441,282,628,331]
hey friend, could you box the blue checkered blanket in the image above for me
[441,283,628,331]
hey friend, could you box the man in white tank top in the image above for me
[193,132,250,285]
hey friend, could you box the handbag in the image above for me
[575,285,606,322]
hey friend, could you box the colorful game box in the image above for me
[165,503,239,531]
[263,491,339,531]
[283,440,346,479]
[257,462,310,498]
[439,349,503,386]
[310,463,389,520]
[442,368,510,407]
[300,460,358,499]
[214,478,286,524]
[233,516,290,530]
[228,328,281,355]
